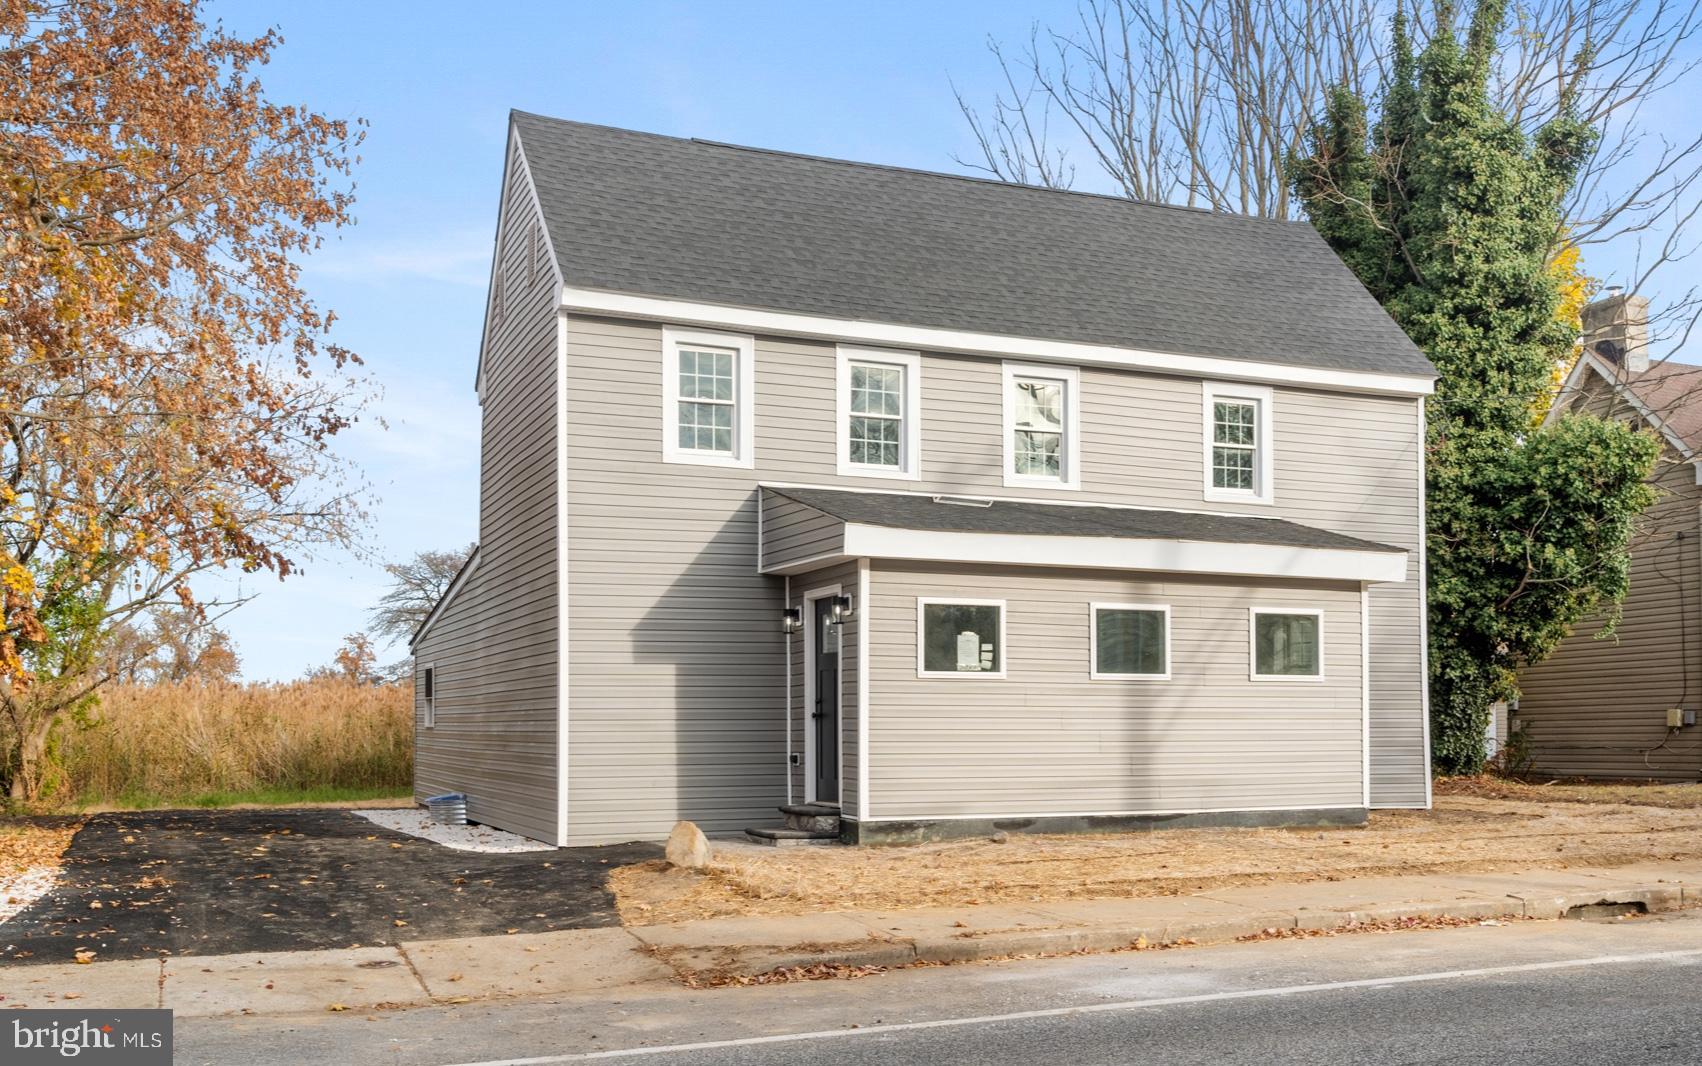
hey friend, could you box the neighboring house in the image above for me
[1513,293,1702,779]
[408,111,1438,847]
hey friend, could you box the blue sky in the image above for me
[203,1,1696,680]
[206,1,1085,679]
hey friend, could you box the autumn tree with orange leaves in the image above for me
[0,0,366,801]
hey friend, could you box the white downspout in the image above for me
[784,573,793,806]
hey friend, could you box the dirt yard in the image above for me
[612,785,1702,926]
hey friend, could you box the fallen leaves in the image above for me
[681,962,888,989]
[327,1003,349,1012]
[0,822,80,880]
[73,948,96,964]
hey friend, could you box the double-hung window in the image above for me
[836,346,921,478]
[1203,382,1273,503]
[662,327,755,467]
[1091,604,1170,680]
[1003,363,1081,489]
[421,664,436,728]
[1250,609,1323,681]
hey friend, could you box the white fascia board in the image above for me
[561,287,1436,399]
[837,525,1408,583]
[409,547,481,649]
[475,130,562,402]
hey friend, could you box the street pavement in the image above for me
[174,908,1702,1065]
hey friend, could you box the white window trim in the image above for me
[835,345,922,480]
[1249,607,1325,683]
[916,597,1008,680]
[1203,381,1274,505]
[421,662,437,729]
[1002,362,1081,491]
[661,326,756,468]
[1089,603,1171,681]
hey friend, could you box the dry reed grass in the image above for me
[47,679,412,806]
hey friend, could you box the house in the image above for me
[1511,292,1702,778]
[408,111,1437,847]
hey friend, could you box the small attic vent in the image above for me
[932,495,995,508]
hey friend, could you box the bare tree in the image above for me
[957,0,1702,349]
[955,0,1385,217]
[367,544,475,645]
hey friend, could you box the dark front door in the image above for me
[813,597,840,803]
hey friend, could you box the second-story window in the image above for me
[1212,399,1257,489]
[836,346,921,479]
[1003,362,1080,489]
[662,327,755,468]
[1202,382,1273,504]
[679,346,735,453]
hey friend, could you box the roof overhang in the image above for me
[562,287,1436,399]
[764,522,1407,584]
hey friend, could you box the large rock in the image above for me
[665,820,711,870]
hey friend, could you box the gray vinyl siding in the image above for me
[1515,373,1702,778]
[560,316,1425,842]
[413,137,559,843]
[785,560,863,812]
[762,492,845,571]
[563,320,786,845]
[867,562,1365,817]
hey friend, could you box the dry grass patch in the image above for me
[613,794,1702,926]
[1435,775,1702,808]
[46,679,411,809]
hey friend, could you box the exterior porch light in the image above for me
[780,607,803,634]
[830,594,855,624]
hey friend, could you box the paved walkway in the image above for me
[4,860,1696,1017]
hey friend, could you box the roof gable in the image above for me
[1556,353,1702,459]
[512,112,1434,381]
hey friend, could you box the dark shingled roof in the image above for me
[512,112,1435,380]
[767,487,1404,555]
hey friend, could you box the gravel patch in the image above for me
[0,867,60,924]
[355,809,556,853]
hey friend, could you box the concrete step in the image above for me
[744,826,841,847]
[778,802,841,817]
[777,802,841,834]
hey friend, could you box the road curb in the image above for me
[664,877,1698,982]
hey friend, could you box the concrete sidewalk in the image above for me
[5,860,1697,1017]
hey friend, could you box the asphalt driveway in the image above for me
[0,809,656,966]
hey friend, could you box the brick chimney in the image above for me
[1582,287,1651,373]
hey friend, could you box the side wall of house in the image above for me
[1515,372,1702,778]
[413,135,560,843]
[562,314,1425,845]
[865,562,1366,818]
[762,491,845,571]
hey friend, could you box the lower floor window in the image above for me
[918,599,1004,677]
[1092,604,1169,679]
[1251,610,1322,679]
[421,664,436,727]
